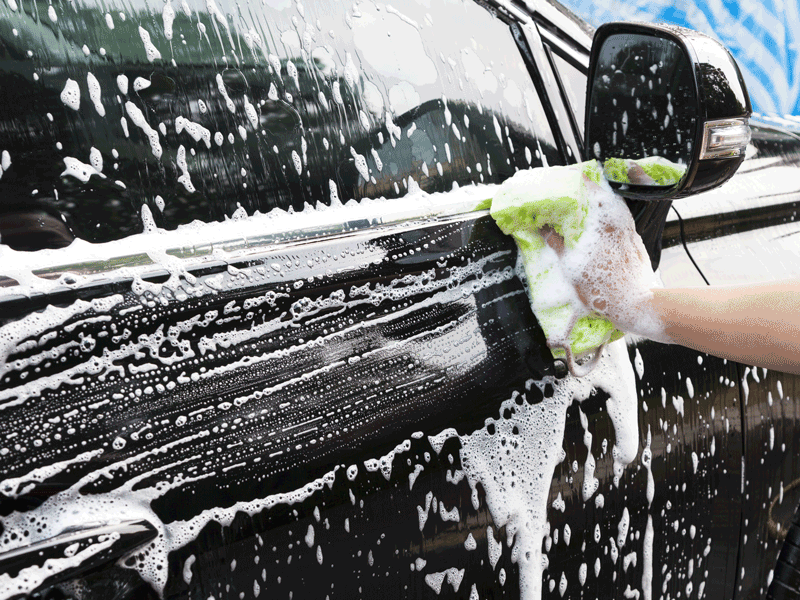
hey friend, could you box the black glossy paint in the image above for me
[686,30,752,121]
[660,116,800,600]
[2,1,800,600]
[684,154,747,197]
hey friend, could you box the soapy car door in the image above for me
[538,8,746,600]
[661,120,800,600]
[0,1,569,599]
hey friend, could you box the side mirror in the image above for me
[585,22,752,200]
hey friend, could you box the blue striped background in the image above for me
[558,0,800,116]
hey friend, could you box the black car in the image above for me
[1,0,799,599]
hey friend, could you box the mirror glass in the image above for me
[587,33,698,187]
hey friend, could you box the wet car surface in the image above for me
[2,0,800,599]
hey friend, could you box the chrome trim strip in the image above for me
[538,25,590,68]
[0,190,495,293]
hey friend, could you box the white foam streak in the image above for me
[60,79,80,111]
[176,116,211,148]
[138,26,162,61]
[642,516,654,600]
[86,73,105,116]
[125,102,162,159]
[460,338,639,600]
[0,449,104,498]
[0,180,494,299]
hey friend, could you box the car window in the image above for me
[549,49,588,136]
[0,0,561,248]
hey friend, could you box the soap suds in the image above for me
[162,1,175,40]
[216,73,236,113]
[117,74,129,94]
[460,339,639,600]
[176,145,194,192]
[176,116,211,149]
[60,79,80,111]
[490,162,668,377]
[138,26,162,61]
[86,73,105,116]
[89,147,103,172]
[125,102,162,159]
[133,77,151,92]
[61,156,104,183]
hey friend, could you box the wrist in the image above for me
[612,288,674,344]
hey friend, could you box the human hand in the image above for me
[539,176,662,340]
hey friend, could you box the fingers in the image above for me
[627,163,656,185]
[581,172,603,194]
[540,225,565,255]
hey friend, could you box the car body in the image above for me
[1,0,800,599]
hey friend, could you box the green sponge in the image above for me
[488,160,621,360]
[480,158,684,370]
[604,156,686,185]
[481,157,684,364]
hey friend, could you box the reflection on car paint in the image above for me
[0,171,736,600]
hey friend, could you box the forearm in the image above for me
[649,282,800,375]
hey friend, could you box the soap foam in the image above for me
[86,73,105,117]
[125,102,162,159]
[60,79,80,111]
[138,26,162,62]
[60,156,103,183]
[460,338,640,600]
[175,116,211,149]
[560,175,668,344]
[493,163,671,370]
[162,1,175,40]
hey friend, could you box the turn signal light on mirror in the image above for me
[700,118,752,160]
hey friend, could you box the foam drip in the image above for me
[460,338,640,600]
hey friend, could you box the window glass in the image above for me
[550,51,588,133]
[0,0,561,247]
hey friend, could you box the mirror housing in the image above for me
[585,22,752,200]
